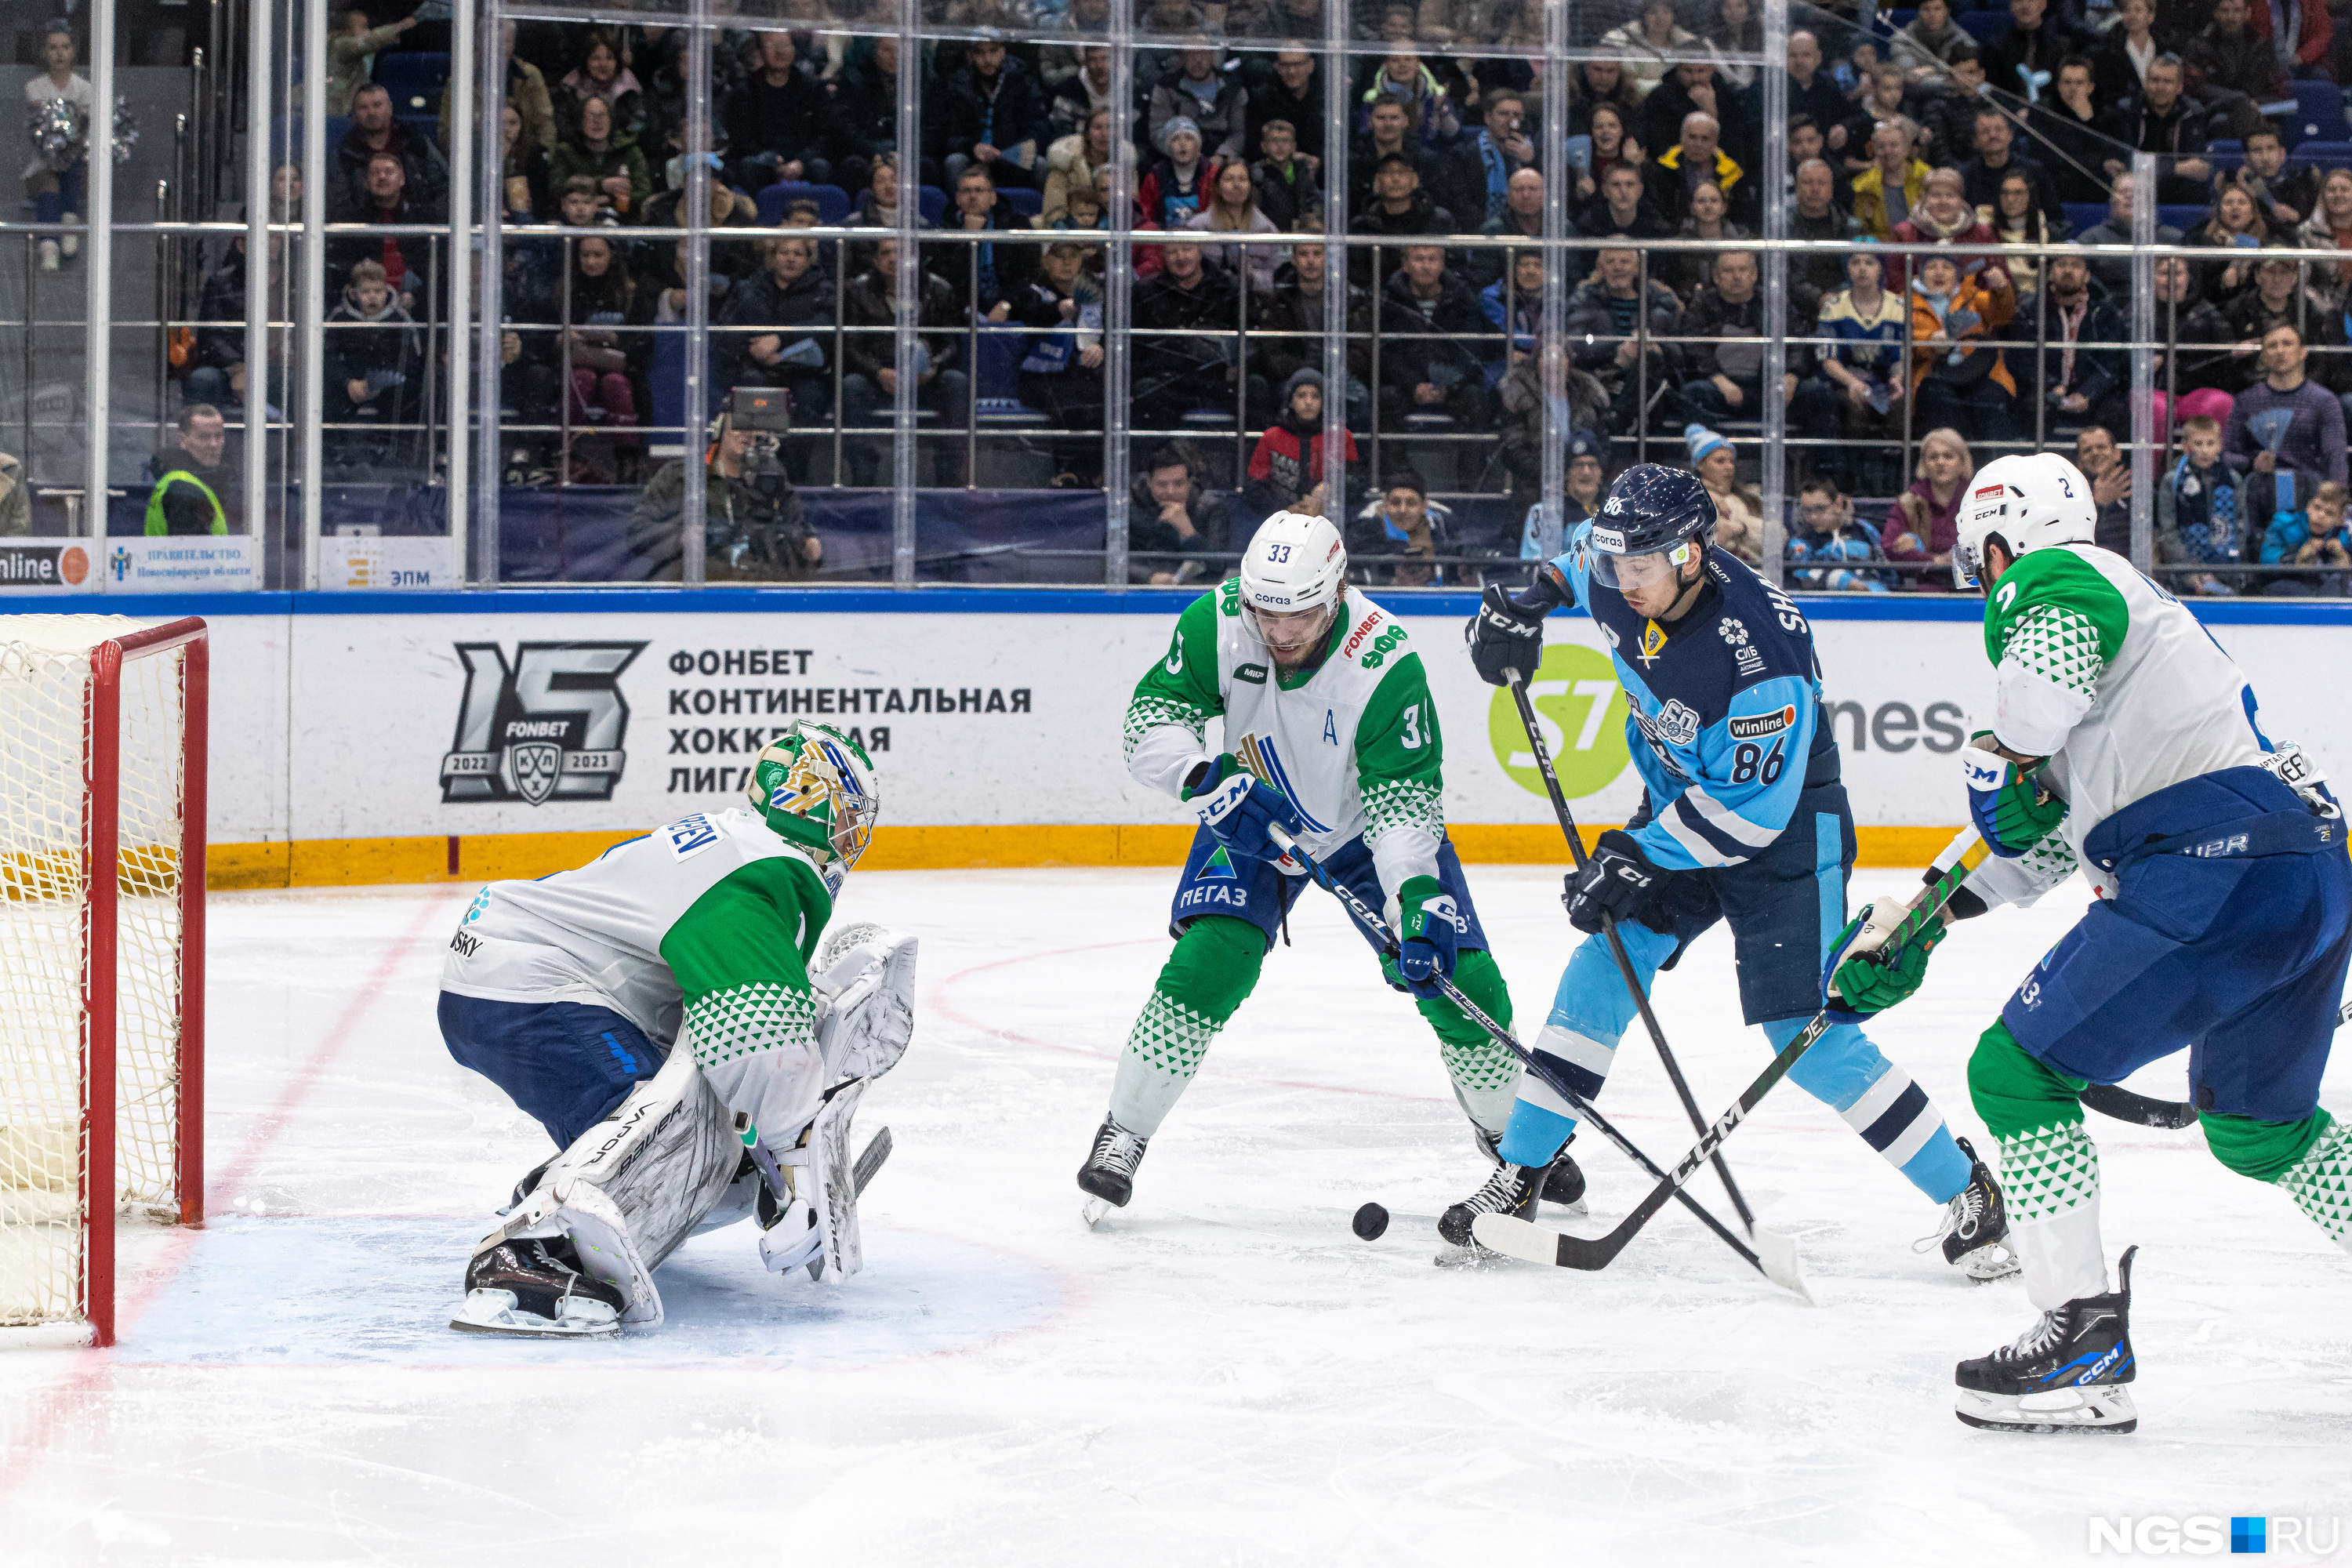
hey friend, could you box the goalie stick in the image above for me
[1262,823,1811,1299]
[1504,667,1758,1235]
[1474,833,1994,1271]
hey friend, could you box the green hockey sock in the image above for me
[2208,1108,2352,1254]
[1108,915,1262,1138]
[1969,1019,2105,1310]
[1410,947,1520,1136]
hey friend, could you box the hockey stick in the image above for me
[1504,667,1759,1236]
[734,1113,893,1201]
[1475,833,1993,1272]
[1262,823,1811,1298]
[2072,997,2352,1129]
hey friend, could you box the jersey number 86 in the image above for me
[1730,736,1787,786]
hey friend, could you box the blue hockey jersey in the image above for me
[1545,522,1834,870]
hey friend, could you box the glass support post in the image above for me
[301,0,329,587]
[1321,0,1348,528]
[681,2,713,588]
[892,0,920,586]
[1103,6,1135,590]
[1759,0,1790,586]
[2129,153,2154,573]
[242,0,269,544]
[474,1,506,584]
[446,0,475,572]
[1536,0,1569,563]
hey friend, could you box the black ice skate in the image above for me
[448,1237,624,1338]
[1919,1136,2018,1282]
[1475,1127,1588,1212]
[1079,1116,1148,1226]
[1955,1246,2138,1435]
[1439,1162,1542,1250]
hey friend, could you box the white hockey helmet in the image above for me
[745,720,880,896]
[1951,452,2097,590]
[1236,510,1348,641]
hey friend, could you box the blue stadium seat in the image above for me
[2292,81,2350,144]
[1956,12,2012,43]
[1000,187,1043,218]
[1878,9,1918,34]
[372,51,450,114]
[2289,139,2352,169]
[755,180,851,226]
[919,184,948,225]
[2205,138,2245,172]
[2063,201,2110,234]
[2158,204,2210,231]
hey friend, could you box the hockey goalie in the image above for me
[434,721,914,1337]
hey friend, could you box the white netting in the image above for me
[0,615,190,1327]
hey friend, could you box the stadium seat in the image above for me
[2292,81,2350,144]
[2289,139,2352,170]
[1000,187,1043,218]
[2158,204,2209,231]
[755,180,851,226]
[1956,12,2012,44]
[371,52,450,115]
[2205,139,2245,173]
[919,185,948,225]
[2063,201,2111,234]
[1878,9,1918,34]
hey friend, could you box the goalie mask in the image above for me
[745,722,880,895]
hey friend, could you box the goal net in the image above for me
[0,614,206,1346]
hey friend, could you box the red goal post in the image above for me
[1,615,207,1348]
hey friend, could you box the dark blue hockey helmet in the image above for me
[1588,463,1714,592]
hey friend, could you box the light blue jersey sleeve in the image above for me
[1627,674,1818,869]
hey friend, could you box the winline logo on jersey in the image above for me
[2088,1513,2340,1556]
[1486,643,1634,800]
[440,641,647,804]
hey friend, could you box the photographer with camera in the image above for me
[627,400,822,582]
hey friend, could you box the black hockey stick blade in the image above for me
[2080,1084,2198,1130]
[854,1127,893,1195]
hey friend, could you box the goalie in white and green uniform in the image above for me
[1824,453,2351,1434]
[1079,510,1583,1229]
[436,721,916,1337]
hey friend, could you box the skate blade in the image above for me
[447,1288,619,1339]
[1752,1226,1816,1305]
[1542,1195,1590,1218]
[1955,1383,2137,1435]
[1960,1241,2023,1284]
[1434,1240,1511,1268]
[1081,1196,1115,1228]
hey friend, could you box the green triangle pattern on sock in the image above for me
[1439,1033,1518,1095]
[1125,987,1222,1080]
[1997,1120,2101,1225]
[2277,1120,2352,1244]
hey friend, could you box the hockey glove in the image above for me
[1394,874,1465,998]
[1563,829,1667,935]
[1961,736,2064,858]
[1823,897,1947,1016]
[1185,755,1306,863]
[1465,575,1564,688]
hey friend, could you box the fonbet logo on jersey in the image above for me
[441,641,647,804]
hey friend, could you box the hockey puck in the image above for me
[1352,1202,1389,1240]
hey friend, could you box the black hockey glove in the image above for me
[1563,829,1668,935]
[1465,574,1568,688]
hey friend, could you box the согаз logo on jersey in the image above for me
[440,641,646,804]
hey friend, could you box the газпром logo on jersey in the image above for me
[440,641,646,804]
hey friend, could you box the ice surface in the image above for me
[3,869,2348,1563]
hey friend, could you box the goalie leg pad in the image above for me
[776,1079,869,1282]
[811,924,919,1084]
[477,1047,742,1325]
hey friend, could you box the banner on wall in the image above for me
[0,539,100,593]
[171,597,2347,851]
[103,535,260,592]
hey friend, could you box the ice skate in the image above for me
[1955,1246,2138,1435]
[1917,1136,2017,1282]
[1439,1160,1542,1254]
[448,1238,623,1338]
[1475,1127,1587,1213]
[1079,1116,1148,1225]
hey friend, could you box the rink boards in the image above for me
[29,587,2352,888]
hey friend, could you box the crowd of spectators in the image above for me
[134,0,2352,590]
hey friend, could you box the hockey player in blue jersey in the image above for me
[1448,463,2012,1274]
